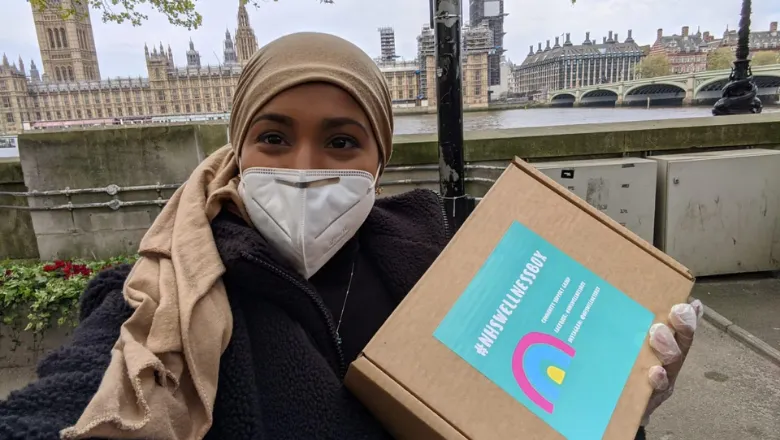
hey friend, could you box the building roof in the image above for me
[520,31,642,67]
[656,32,710,53]
[30,77,150,93]
[722,23,780,49]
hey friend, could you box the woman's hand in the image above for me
[641,299,704,426]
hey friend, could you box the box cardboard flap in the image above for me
[346,357,467,440]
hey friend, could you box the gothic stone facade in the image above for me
[0,1,258,134]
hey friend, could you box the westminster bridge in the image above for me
[548,64,780,107]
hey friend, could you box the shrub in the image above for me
[0,256,137,336]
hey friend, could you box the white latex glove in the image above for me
[641,299,704,426]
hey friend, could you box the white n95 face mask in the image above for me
[238,167,377,279]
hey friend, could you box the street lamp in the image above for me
[430,0,474,231]
[712,0,763,115]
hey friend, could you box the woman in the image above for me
[0,33,702,440]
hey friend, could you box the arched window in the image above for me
[83,65,88,79]
[47,29,55,49]
[55,29,61,48]
[55,67,62,81]
[60,28,68,48]
[67,66,74,81]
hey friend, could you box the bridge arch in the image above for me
[695,73,780,104]
[550,93,576,107]
[580,89,619,107]
[623,83,687,106]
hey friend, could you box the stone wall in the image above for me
[17,123,228,259]
[0,158,38,259]
[2,113,780,260]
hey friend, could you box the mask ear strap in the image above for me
[372,164,382,186]
[372,163,383,195]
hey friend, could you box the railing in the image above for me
[0,164,503,211]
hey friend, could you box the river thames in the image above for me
[0,106,778,158]
[394,106,780,135]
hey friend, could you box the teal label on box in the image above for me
[433,221,654,439]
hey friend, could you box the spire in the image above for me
[2,54,8,67]
[18,56,25,73]
[224,25,238,65]
[238,1,250,27]
[186,37,201,68]
[168,44,173,63]
[145,43,149,58]
[235,0,258,63]
[30,59,40,82]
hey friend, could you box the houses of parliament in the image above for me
[0,1,260,134]
[0,1,492,135]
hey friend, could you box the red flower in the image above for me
[3,269,11,277]
[42,260,93,279]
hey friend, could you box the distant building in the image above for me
[514,30,644,96]
[650,26,716,74]
[0,1,258,134]
[414,23,491,108]
[376,60,421,106]
[416,24,435,102]
[235,2,259,64]
[469,0,506,87]
[32,0,100,82]
[720,21,780,54]
[378,27,398,63]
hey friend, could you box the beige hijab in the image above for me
[61,32,393,440]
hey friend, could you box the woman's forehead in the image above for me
[253,83,371,124]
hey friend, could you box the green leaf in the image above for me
[27,0,334,29]
[1,255,138,336]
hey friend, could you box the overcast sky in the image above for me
[1,0,779,79]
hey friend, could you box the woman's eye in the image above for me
[257,133,286,145]
[327,136,359,149]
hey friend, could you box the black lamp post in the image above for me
[712,0,763,115]
[430,0,474,231]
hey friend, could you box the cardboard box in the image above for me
[345,158,694,440]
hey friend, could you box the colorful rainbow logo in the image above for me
[511,332,576,414]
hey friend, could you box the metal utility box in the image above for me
[533,157,658,244]
[651,149,780,277]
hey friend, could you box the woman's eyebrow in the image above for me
[322,117,369,136]
[251,113,295,126]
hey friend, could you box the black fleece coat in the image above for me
[0,189,647,440]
